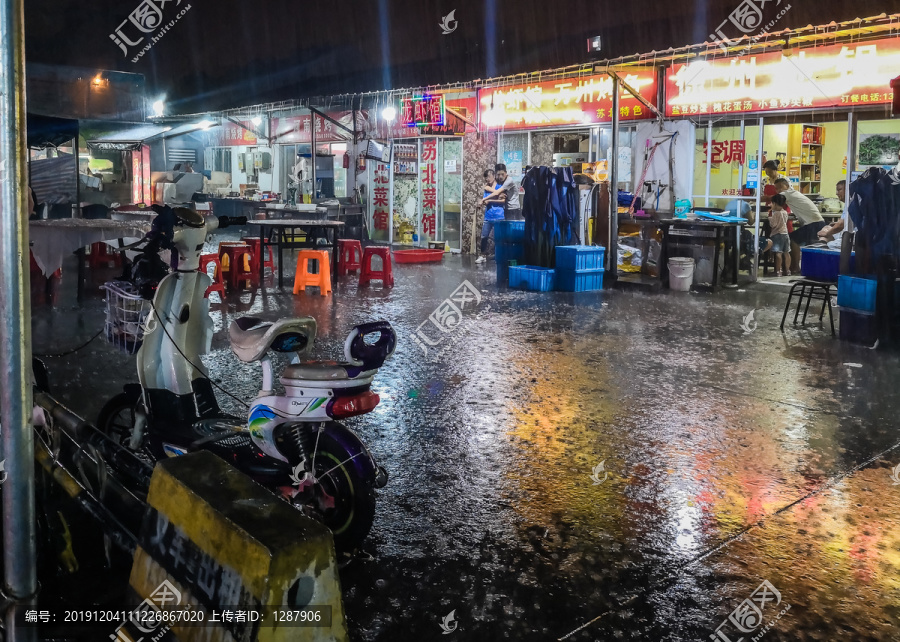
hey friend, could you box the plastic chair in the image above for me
[292,249,332,296]
[218,242,255,290]
[242,237,275,275]
[337,239,363,276]
[199,253,225,300]
[359,246,394,287]
[87,242,121,270]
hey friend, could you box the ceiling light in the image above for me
[197,120,215,130]
[151,100,165,118]
[251,116,263,126]
[381,106,397,122]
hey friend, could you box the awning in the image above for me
[27,114,79,149]
[84,123,173,151]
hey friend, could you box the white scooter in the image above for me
[98,206,395,552]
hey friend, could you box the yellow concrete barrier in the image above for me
[125,451,349,642]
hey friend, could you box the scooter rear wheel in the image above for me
[292,431,377,554]
[97,391,141,448]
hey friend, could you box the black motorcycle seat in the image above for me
[229,316,317,363]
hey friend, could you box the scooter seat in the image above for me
[229,316,316,363]
[281,361,376,382]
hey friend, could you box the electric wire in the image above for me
[34,328,105,358]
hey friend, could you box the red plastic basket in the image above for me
[393,249,445,263]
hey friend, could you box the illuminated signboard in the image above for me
[478,70,658,130]
[400,95,446,128]
[666,37,900,117]
[132,145,151,205]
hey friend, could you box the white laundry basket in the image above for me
[668,257,695,291]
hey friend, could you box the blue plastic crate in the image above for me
[556,268,605,292]
[495,243,525,284]
[840,308,877,346]
[509,265,555,291]
[555,245,606,272]
[837,275,877,313]
[494,221,525,243]
[800,247,855,281]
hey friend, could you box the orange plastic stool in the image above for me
[219,242,255,290]
[292,250,332,296]
[337,239,363,276]
[242,237,275,274]
[359,246,394,287]
[87,242,121,270]
[199,253,225,300]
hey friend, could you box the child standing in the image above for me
[769,193,791,277]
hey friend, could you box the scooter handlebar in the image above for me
[217,216,248,229]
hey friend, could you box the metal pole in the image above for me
[0,0,39,630]
[752,116,764,280]
[311,111,317,201]
[608,75,619,278]
[705,120,712,206]
[845,111,856,233]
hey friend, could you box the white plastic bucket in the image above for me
[668,257,695,291]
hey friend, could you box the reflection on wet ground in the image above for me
[32,234,900,641]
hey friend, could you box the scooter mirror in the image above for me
[173,207,206,228]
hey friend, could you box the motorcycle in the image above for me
[97,206,395,552]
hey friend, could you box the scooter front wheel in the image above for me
[290,431,377,554]
[97,391,142,449]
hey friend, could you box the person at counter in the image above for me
[817,180,847,242]
[774,178,826,273]
[762,160,787,203]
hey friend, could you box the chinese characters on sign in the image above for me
[479,70,658,130]
[270,112,356,144]
[702,140,747,165]
[667,38,900,116]
[420,139,438,238]
[209,121,258,147]
[372,163,391,232]
[401,96,446,128]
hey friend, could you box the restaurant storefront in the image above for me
[363,92,473,251]
[667,36,900,233]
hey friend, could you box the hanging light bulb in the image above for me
[251,116,262,126]
[382,105,397,122]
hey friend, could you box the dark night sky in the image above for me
[24,0,896,112]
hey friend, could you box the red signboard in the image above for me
[702,139,746,165]
[420,139,438,237]
[367,95,477,139]
[211,121,258,146]
[401,95,445,128]
[478,70,658,130]
[666,37,900,117]
[132,145,152,205]
[372,162,391,231]
[271,112,357,144]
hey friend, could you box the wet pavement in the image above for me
[31,231,900,641]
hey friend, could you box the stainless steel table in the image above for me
[250,219,345,288]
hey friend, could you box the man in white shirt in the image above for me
[774,178,826,274]
[493,164,522,221]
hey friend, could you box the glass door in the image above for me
[439,138,462,250]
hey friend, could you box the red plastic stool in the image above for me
[337,239,363,276]
[199,253,225,300]
[359,246,394,288]
[292,250,332,296]
[87,242,121,270]
[219,242,255,290]
[242,237,275,274]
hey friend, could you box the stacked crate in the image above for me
[837,275,878,345]
[494,221,525,284]
[554,246,605,292]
